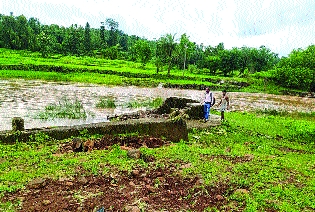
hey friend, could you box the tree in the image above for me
[37,31,54,57]
[134,40,152,68]
[158,34,178,75]
[105,18,119,47]
[84,22,92,54]
[28,17,41,51]
[0,15,19,49]
[274,45,315,91]
[100,22,106,48]
[62,24,83,55]
[178,33,194,75]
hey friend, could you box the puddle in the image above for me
[0,79,314,131]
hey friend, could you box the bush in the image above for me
[274,67,314,90]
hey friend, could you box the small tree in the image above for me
[134,40,152,68]
[37,31,53,57]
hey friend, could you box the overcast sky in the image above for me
[1,0,315,57]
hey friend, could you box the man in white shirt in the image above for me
[203,87,213,122]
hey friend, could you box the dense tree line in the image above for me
[0,13,313,91]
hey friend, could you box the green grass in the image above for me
[36,97,91,120]
[0,111,314,211]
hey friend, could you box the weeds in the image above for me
[36,97,92,120]
[126,97,163,108]
[96,97,116,108]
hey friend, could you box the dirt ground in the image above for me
[1,135,243,212]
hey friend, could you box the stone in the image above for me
[215,194,224,201]
[131,170,140,176]
[12,117,24,131]
[83,139,95,152]
[72,138,83,152]
[127,149,141,159]
[180,163,192,169]
[29,178,47,189]
[65,181,74,186]
[124,205,140,212]
[145,184,156,193]
[78,176,88,185]
[42,200,51,206]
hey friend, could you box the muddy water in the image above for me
[1,79,314,131]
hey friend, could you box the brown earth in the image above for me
[2,167,237,212]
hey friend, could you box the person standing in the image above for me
[218,90,229,121]
[203,87,213,122]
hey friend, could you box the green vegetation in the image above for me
[96,97,116,108]
[0,48,290,94]
[0,111,314,211]
[126,97,163,109]
[36,97,91,120]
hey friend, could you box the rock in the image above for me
[65,181,74,186]
[195,178,205,186]
[127,149,141,159]
[124,205,140,212]
[180,163,192,169]
[131,170,140,176]
[78,176,88,185]
[72,138,83,152]
[29,178,47,189]
[244,154,254,161]
[83,139,95,152]
[145,184,156,193]
[215,195,224,201]
[12,117,24,131]
[42,200,51,206]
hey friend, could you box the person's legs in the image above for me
[204,103,210,121]
[221,111,224,120]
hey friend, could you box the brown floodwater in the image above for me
[0,79,314,131]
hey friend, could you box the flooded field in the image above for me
[0,79,314,131]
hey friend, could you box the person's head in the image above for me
[222,90,227,95]
[205,87,210,93]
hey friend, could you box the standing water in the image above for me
[0,79,314,131]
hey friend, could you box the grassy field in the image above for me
[0,111,314,211]
[0,48,290,94]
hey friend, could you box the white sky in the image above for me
[1,0,315,57]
